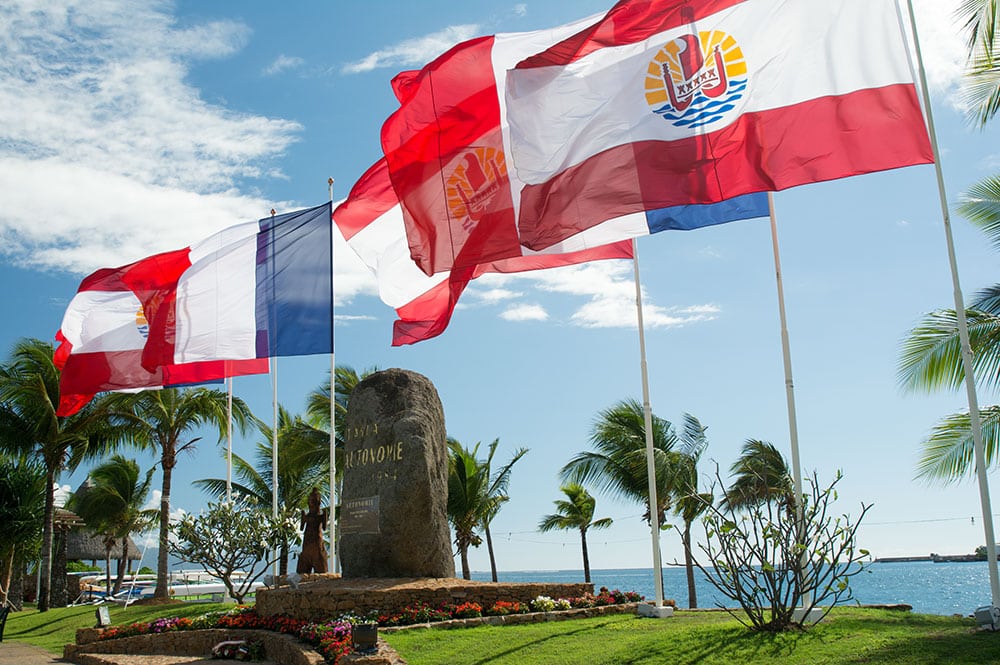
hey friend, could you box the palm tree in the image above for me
[538,483,613,583]
[106,387,254,599]
[0,338,122,611]
[561,398,677,528]
[670,414,712,609]
[478,439,528,582]
[195,405,328,574]
[68,455,156,595]
[721,439,795,512]
[0,452,46,607]
[447,439,488,580]
[897,182,1000,481]
[959,0,1000,126]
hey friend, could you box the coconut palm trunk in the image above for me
[682,520,697,609]
[579,526,592,584]
[114,537,129,596]
[485,525,499,582]
[38,467,56,612]
[156,456,174,600]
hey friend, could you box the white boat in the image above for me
[79,570,263,604]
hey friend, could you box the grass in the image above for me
[3,601,232,654]
[382,608,1000,665]
[6,603,999,664]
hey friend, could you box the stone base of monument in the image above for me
[636,602,674,619]
[256,575,593,622]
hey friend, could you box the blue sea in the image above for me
[472,561,993,616]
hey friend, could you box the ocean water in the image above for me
[472,560,994,616]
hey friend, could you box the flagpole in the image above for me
[270,208,280,579]
[632,239,666,611]
[226,376,233,504]
[904,0,1000,607]
[328,177,337,575]
[766,193,809,610]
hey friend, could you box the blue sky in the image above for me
[2,0,999,583]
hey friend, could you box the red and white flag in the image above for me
[333,159,633,346]
[504,0,935,250]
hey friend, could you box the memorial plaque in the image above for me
[340,368,455,578]
[341,496,380,535]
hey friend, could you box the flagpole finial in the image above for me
[270,208,276,217]
[328,177,334,186]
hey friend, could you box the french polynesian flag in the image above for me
[380,8,770,277]
[504,0,935,251]
[54,250,269,417]
[334,159,636,346]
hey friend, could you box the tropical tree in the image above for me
[537,483,613,583]
[447,439,488,580]
[0,452,46,607]
[68,455,157,595]
[668,414,712,609]
[560,398,678,527]
[446,438,526,580]
[721,439,795,512]
[479,439,528,582]
[898,3,1000,479]
[105,387,254,600]
[195,405,329,574]
[0,338,122,611]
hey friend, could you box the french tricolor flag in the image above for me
[55,203,332,415]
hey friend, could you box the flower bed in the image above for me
[92,589,644,663]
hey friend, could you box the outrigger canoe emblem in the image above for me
[645,30,748,130]
[663,34,728,112]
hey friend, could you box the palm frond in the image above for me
[915,405,1000,482]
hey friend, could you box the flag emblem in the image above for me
[446,147,506,232]
[645,30,748,130]
[135,307,149,339]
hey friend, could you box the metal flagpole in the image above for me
[632,239,666,611]
[904,0,1000,607]
[269,208,280,578]
[328,177,337,575]
[226,376,233,504]
[766,193,810,611]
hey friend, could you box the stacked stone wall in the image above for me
[256,578,593,621]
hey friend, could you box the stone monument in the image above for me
[296,487,328,574]
[340,368,454,578]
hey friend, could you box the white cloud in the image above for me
[910,0,969,102]
[262,54,304,76]
[54,483,72,508]
[512,4,528,18]
[342,24,482,74]
[501,304,548,321]
[476,260,720,330]
[0,0,302,275]
[471,287,524,304]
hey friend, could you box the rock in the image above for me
[340,369,455,578]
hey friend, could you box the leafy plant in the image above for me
[691,467,871,631]
[170,500,301,603]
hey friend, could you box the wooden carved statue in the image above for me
[296,487,329,574]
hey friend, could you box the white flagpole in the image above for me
[632,239,666,609]
[226,376,233,504]
[328,177,337,575]
[904,0,1000,607]
[269,208,280,578]
[766,193,810,609]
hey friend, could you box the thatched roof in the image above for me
[65,529,142,561]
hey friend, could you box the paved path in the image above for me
[0,641,63,664]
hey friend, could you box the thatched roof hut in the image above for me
[65,529,142,562]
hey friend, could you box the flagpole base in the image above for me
[792,607,824,624]
[637,602,674,619]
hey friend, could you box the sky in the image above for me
[2,0,1000,590]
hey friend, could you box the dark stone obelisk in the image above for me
[340,368,454,578]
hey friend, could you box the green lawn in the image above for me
[382,608,1000,665]
[3,601,232,654]
[6,603,998,664]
